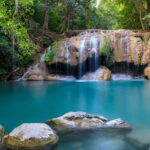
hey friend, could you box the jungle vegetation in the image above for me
[0,0,150,80]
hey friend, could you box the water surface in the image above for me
[0,81,150,149]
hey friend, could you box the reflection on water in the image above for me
[56,131,137,150]
[0,81,150,149]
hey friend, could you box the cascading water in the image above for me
[21,30,147,81]
[112,30,134,80]
[125,31,130,73]
[90,36,100,70]
[40,46,51,62]
[65,40,70,75]
[79,37,86,78]
[113,31,117,73]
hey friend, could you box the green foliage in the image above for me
[0,0,37,61]
[48,9,64,32]
[100,36,115,66]
[0,0,37,80]
[1,0,150,80]
[0,30,16,79]
[144,13,150,28]
[45,42,58,63]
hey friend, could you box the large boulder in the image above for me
[46,112,131,134]
[144,64,150,79]
[6,123,59,150]
[23,63,47,81]
[81,66,111,80]
[0,125,6,149]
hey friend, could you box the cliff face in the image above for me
[23,30,150,80]
[47,30,150,66]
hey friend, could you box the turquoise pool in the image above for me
[0,81,150,149]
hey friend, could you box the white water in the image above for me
[91,36,99,69]
[79,37,86,78]
[40,46,51,62]
[112,74,133,80]
[65,40,70,75]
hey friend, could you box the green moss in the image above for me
[100,36,115,66]
[45,42,58,63]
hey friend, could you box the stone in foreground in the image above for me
[46,112,131,133]
[6,123,58,150]
[0,125,6,149]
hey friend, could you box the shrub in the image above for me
[45,42,58,63]
[100,36,115,66]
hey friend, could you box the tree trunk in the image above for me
[14,0,19,16]
[43,8,49,32]
[132,1,145,30]
[43,0,50,33]
[12,0,19,73]
[139,10,145,31]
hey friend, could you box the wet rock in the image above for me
[105,118,130,128]
[81,66,111,80]
[6,123,58,150]
[22,29,150,80]
[45,75,76,81]
[46,112,131,134]
[23,62,47,81]
[144,64,150,79]
[0,125,6,149]
[46,30,150,66]
[97,67,111,80]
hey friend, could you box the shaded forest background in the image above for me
[0,0,150,80]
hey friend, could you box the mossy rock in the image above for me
[0,125,6,149]
[6,123,59,150]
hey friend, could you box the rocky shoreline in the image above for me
[0,112,132,150]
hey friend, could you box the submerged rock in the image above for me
[126,129,150,149]
[81,66,111,80]
[6,123,58,150]
[46,112,131,134]
[0,125,6,149]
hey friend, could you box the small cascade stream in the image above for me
[90,37,100,69]
[79,37,86,78]
[21,30,147,81]
[40,46,51,62]
[65,40,70,75]
[89,36,100,79]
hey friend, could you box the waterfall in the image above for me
[113,31,117,73]
[79,37,86,78]
[90,36,99,70]
[120,30,130,74]
[120,30,124,60]
[125,31,130,73]
[40,46,51,62]
[90,36,100,74]
[65,40,70,75]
